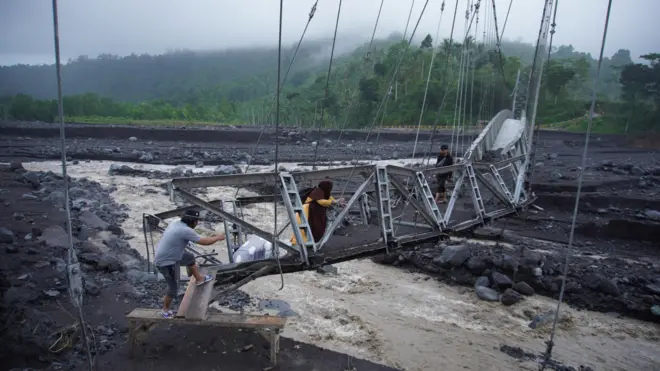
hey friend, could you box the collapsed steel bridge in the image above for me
[143,108,537,299]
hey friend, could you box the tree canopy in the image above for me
[0,35,656,133]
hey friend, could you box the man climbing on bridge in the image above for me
[154,210,226,318]
[434,144,454,204]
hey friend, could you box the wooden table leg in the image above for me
[128,319,138,358]
[269,328,280,367]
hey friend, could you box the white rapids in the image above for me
[24,160,660,371]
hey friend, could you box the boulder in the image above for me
[23,172,41,189]
[491,272,513,289]
[501,288,524,306]
[38,225,79,248]
[213,165,241,175]
[9,161,23,171]
[475,286,500,301]
[466,256,487,275]
[474,276,490,288]
[0,227,15,244]
[432,244,471,268]
[80,211,109,230]
[512,281,535,296]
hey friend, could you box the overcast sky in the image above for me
[0,0,656,66]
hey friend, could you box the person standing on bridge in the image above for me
[154,210,225,318]
[291,180,345,245]
[434,144,454,204]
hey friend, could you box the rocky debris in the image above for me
[213,165,242,175]
[500,344,595,371]
[375,238,660,320]
[0,162,256,370]
[0,227,15,243]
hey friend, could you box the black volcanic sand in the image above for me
[0,165,395,371]
[1,121,660,369]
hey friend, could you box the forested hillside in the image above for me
[0,33,658,133]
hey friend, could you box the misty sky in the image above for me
[0,0,656,66]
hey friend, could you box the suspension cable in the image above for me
[499,0,513,40]
[490,0,509,101]
[311,0,343,168]
[403,0,416,40]
[271,0,285,290]
[51,1,94,370]
[391,0,448,234]
[420,0,479,168]
[338,0,431,200]
[539,0,612,369]
[334,0,385,145]
[233,0,318,198]
[528,0,559,188]
[411,0,447,160]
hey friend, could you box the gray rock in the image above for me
[138,152,154,162]
[97,255,123,272]
[474,276,490,288]
[46,191,65,207]
[84,279,101,296]
[432,244,471,268]
[645,210,660,221]
[491,272,513,288]
[80,211,109,230]
[21,193,39,200]
[6,245,18,253]
[475,286,499,301]
[501,288,524,306]
[170,166,187,177]
[213,165,241,175]
[630,165,646,176]
[9,161,23,171]
[466,256,487,275]
[43,289,61,298]
[316,265,338,275]
[38,225,79,248]
[128,136,137,141]
[0,227,15,243]
[81,240,105,254]
[645,284,660,295]
[512,281,535,296]
[23,171,41,189]
[12,212,25,221]
[195,161,204,168]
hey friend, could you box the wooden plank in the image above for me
[126,308,287,329]
[174,271,198,318]
[183,268,218,320]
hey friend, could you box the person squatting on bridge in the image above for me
[291,180,345,244]
[154,210,226,318]
[434,144,454,204]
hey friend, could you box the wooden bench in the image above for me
[127,268,287,366]
[127,308,288,366]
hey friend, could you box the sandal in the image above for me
[160,310,175,318]
[196,274,214,286]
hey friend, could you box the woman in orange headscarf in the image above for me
[291,180,341,244]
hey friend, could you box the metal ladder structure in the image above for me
[465,164,487,220]
[488,164,515,203]
[222,200,245,263]
[374,165,394,244]
[359,193,371,225]
[414,171,445,229]
[278,172,316,264]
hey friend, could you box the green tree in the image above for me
[420,34,433,49]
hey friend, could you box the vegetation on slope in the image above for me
[0,34,657,134]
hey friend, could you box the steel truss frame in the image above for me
[142,109,536,296]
